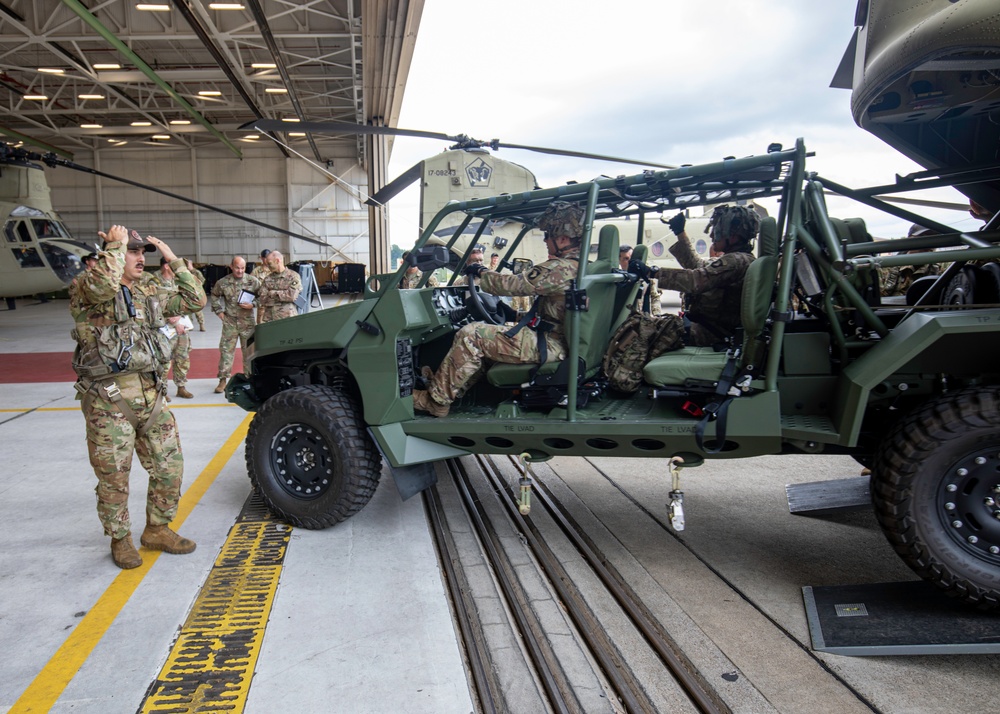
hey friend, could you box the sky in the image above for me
[385,0,976,247]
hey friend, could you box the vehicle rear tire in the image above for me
[246,385,381,529]
[872,387,1000,609]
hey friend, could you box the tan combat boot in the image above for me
[141,524,196,554]
[111,534,142,569]
[214,378,227,394]
[176,386,193,399]
[412,389,449,418]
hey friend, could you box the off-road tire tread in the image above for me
[872,387,1000,609]
[246,385,381,529]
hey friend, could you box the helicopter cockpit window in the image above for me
[3,221,17,243]
[31,219,66,239]
[11,246,44,268]
[9,221,33,243]
[10,205,45,218]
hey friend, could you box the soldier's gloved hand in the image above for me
[666,212,686,236]
[628,259,658,280]
[464,263,488,279]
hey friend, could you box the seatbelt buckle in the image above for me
[681,400,703,417]
[527,315,540,328]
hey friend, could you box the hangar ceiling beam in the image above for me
[172,0,288,159]
[59,0,243,158]
[245,0,323,163]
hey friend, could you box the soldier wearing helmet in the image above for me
[630,204,759,346]
[413,201,584,417]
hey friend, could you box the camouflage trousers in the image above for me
[259,302,297,323]
[218,319,255,378]
[429,322,565,405]
[188,309,205,330]
[169,333,191,386]
[83,372,184,540]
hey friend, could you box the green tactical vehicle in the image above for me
[228,1,1000,608]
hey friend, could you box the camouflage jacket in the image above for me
[69,243,206,380]
[656,234,754,344]
[399,270,439,289]
[258,268,302,322]
[879,262,941,297]
[211,273,261,328]
[479,249,580,339]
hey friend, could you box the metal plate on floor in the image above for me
[803,581,1000,656]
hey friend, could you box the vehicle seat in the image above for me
[642,217,780,388]
[486,224,622,388]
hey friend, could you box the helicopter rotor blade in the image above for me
[366,161,423,206]
[243,119,457,143]
[495,141,675,170]
[823,188,970,212]
[243,119,674,171]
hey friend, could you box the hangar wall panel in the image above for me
[44,146,370,268]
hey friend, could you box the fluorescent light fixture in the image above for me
[288,132,305,137]
[78,94,105,100]
[208,3,245,8]
[80,123,103,129]
[131,121,152,126]
[265,87,287,94]
[23,95,48,100]
[152,134,171,140]
[243,134,259,140]
[38,68,65,74]
[198,90,222,96]
[169,119,191,125]
[251,62,276,69]
[93,63,121,70]
[281,117,300,122]
[136,4,170,10]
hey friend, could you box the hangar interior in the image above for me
[1,0,424,270]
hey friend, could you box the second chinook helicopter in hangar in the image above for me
[0,146,96,299]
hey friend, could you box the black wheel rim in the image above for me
[936,446,1000,565]
[269,422,336,499]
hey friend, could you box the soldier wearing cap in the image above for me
[146,257,194,400]
[413,202,583,417]
[630,205,759,346]
[69,225,206,569]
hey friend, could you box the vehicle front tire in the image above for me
[246,385,381,529]
[872,387,1000,609]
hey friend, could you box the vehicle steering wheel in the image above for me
[465,276,507,325]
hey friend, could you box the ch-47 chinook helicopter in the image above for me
[0,146,95,299]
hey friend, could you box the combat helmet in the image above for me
[536,201,585,242]
[705,205,760,253]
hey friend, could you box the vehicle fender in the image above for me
[836,309,1000,445]
[369,422,469,470]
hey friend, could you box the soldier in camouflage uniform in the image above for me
[69,225,206,569]
[211,255,261,392]
[398,251,440,289]
[413,203,584,417]
[185,258,206,330]
[257,251,302,323]
[879,224,942,298]
[630,206,759,347]
[452,244,486,287]
[146,258,194,399]
[251,248,272,281]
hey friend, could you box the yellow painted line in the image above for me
[8,414,253,714]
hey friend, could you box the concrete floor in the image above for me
[2,297,998,714]
[0,299,471,714]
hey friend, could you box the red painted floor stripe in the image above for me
[0,349,241,384]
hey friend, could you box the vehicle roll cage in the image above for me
[369,137,1000,421]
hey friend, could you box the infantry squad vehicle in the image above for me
[228,0,1000,608]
